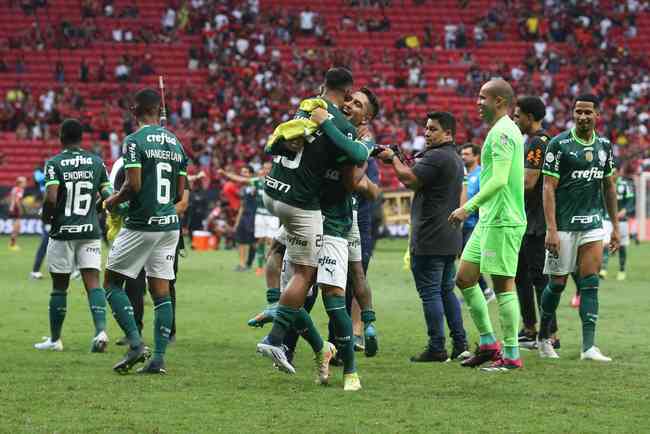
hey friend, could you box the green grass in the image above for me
[1,236,649,434]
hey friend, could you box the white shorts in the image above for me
[107,228,179,280]
[255,213,280,239]
[347,211,362,263]
[275,225,287,246]
[47,238,101,273]
[263,193,322,267]
[603,220,630,247]
[316,235,349,289]
[543,228,605,276]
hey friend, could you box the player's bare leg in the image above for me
[9,218,20,250]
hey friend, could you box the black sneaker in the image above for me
[410,348,449,363]
[553,338,561,349]
[137,359,167,375]
[113,344,150,374]
[451,344,471,360]
[329,350,344,367]
[518,330,537,349]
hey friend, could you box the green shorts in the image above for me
[461,224,526,277]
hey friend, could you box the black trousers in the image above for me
[515,233,557,334]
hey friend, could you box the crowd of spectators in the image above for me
[2,0,650,200]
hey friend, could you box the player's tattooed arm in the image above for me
[603,175,620,253]
[542,175,560,256]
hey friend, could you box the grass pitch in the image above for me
[1,236,649,433]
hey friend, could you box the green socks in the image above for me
[49,289,67,341]
[324,294,355,374]
[153,296,173,362]
[578,274,599,351]
[497,292,520,360]
[87,288,107,335]
[294,307,324,353]
[361,309,376,325]
[267,304,298,346]
[256,243,266,269]
[540,281,564,339]
[266,287,280,304]
[461,284,496,345]
[106,286,141,348]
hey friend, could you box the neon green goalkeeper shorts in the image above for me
[461,224,526,277]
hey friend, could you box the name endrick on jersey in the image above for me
[63,170,94,181]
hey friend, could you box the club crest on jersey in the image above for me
[598,150,607,166]
[585,151,593,162]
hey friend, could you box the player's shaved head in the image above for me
[478,78,515,125]
[483,78,515,107]
[133,88,161,119]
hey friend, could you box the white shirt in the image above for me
[115,64,129,77]
[300,11,315,30]
[181,100,192,119]
[215,13,229,30]
[235,37,249,54]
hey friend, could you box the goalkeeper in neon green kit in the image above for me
[448,78,527,372]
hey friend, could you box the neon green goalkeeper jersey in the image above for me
[478,115,526,227]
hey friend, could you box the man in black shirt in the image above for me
[378,112,468,362]
[513,96,558,347]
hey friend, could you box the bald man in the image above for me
[449,78,526,372]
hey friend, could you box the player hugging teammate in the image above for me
[256,67,380,391]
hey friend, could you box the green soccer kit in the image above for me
[45,148,111,240]
[122,125,188,232]
[542,128,615,231]
[461,115,526,277]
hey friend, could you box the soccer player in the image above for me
[449,78,527,372]
[219,161,280,275]
[309,87,379,390]
[34,119,112,352]
[232,166,257,271]
[8,176,26,251]
[103,88,188,374]
[460,144,494,303]
[538,94,618,362]
[600,164,634,281]
[512,96,558,348]
[257,68,369,382]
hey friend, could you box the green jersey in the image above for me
[265,98,357,210]
[478,115,526,227]
[250,177,271,216]
[542,128,615,231]
[604,176,635,222]
[44,148,111,240]
[122,125,188,232]
[321,138,375,238]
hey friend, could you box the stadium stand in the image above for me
[0,0,649,190]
